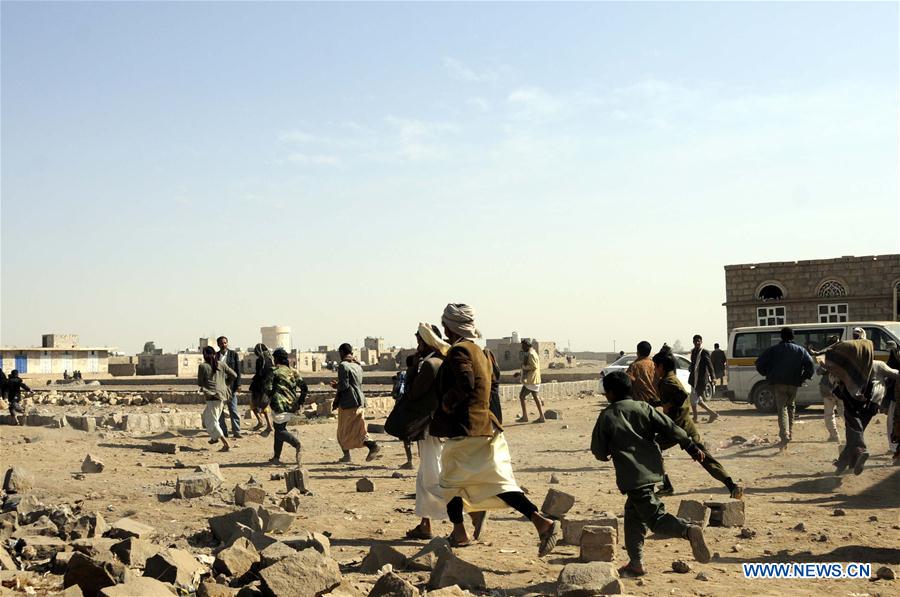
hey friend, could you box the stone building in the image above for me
[486,335,560,371]
[723,254,900,332]
[0,334,114,378]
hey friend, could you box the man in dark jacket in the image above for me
[755,327,815,450]
[591,371,710,577]
[5,370,30,425]
[688,335,719,423]
[216,336,242,439]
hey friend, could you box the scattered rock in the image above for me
[234,483,267,506]
[81,454,105,474]
[369,571,420,597]
[561,518,619,546]
[580,525,616,563]
[285,469,311,494]
[259,542,297,567]
[257,506,294,534]
[677,500,711,528]
[357,478,375,493]
[259,548,342,596]
[360,544,408,574]
[209,508,263,543]
[147,441,179,454]
[110,537,159,567]
[177,473,221,499]
[143,548,204,591]
[429,549,485,590]
[281,531,330,557]
[541,488,576,518]
[731,544,742,553]
[793,522,806,532]
[63,552,124,596]
[0,545,17,571]
[105,517,155,540]
[52,550,74,574]
[199,580,238,597]
[214,537,260,578]
[279,489,303,513]
[549,473,560,485]
[17,535,67,559]
[704,499,745,527]
[875,566,895,580]
[3,467,33,494]
[739,528,757,539]
[869,515,879,522]
[100,577,175,597]
[833,508,846,517]
[696,571,710,581]
[544,409,562,420]
[174,460,187,469]
[196,463,226,484]
[557,562,622,596]
[672,560,692,573]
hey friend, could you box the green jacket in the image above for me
[656,372,700,443]
[265,365,309,414]
[591,397,693,493]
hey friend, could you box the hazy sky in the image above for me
[2,1,898,355]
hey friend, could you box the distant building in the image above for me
[261,325,292,351]
[486,334,560,370]
[364,337,385,352]
[723,254,900,332]
[0,334,114,378]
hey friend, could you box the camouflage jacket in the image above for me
[265,365,309,414]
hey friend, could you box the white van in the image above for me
[726,321,900,412]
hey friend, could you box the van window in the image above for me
[733,331,781,358]
[794,328,844,352]
[862,327,896,352]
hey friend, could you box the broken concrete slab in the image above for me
[81,454,105,474]
[234,483,267,506]
[0,545,17,571]
[214,536,259,579]
[70,512,109,540]
[562,518,620,546]
[52,550,74,574]
[143,548,204,591]
[111,537,160,567]
[257,507,293,534]
[557,562,622,596]
[429,550,485,591]
[105,517,155,540]
[99,577,176,597]
[541,488,576,519]
[704,499,745,527]
[370,571,420,597]
[208,508,263,543]
[677,500,711,528]
[63,552,125,597]
[544,409,562,420]
[176,473,220,499]
[17,535,68,560]
[66,415,97,432]
[359,543,408,574]
[580,526,616,563]
[259,549,341,597]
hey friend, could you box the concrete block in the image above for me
[234,483,267,506]
[562,517,619,546]
[147,441,179,454]
[677,500,711,527]
[557,562,622,596]
[541,488,575,518]
[285,469,310,494]
[704,499,745,527]
[580,526,616,563]
[176,473,220,499]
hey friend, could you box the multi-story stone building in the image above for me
[723,254,900,332]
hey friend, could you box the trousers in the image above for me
[773,384,798,442]
[624,484,690,563]
[273,422,301,460]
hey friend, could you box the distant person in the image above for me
[817,335,843,444]
[755,327,815,451]
[198,346,235,452]
[63,370,69,381]
[591,371,711,578]
[619,351,625,359]
[264,348,307,465]
[393,357,415,470]
[885,344,900,459]
[0,368,7,401]
[688,335,719,423]
[516,339,545,423]
[711,343,727,386]
[432,304,559,555]
[216,336,242,439]
[652,350,743,499]
[248,343,274,436]
[331,343,380,463]
[5,370,30,425]
[625,341,660,404]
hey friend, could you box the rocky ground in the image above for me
[0,393,897,596]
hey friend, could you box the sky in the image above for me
[2,1,898,355]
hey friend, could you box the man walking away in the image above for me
[5,371,29,426]
[591,371,710,578]
[688,335,719,423]
[332,343,380,463]
[516,339,545,423]
[265,348,307,465]
[711,343,727,387]
[216,336,242,439]
[626,341,660,404]
[755,327,815,451]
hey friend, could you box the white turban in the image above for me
[417,322,450,356]
[441,303,482,341]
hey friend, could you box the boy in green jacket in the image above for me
[591,371,711,577]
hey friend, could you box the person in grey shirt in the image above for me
[331,343,380,463]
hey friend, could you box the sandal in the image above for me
[618,563,646,577]
[538,519,561,557]
[447,534,474,548]
[406,526,433,540]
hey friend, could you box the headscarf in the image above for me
[202,346,219,372]
[254,343,274,368]
[441,303,482,341]
[418,322,450,356]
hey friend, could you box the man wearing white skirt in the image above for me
[430,304,561,557]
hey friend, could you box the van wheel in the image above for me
[751,384,777,413]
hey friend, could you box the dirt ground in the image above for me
[1,394,898,596]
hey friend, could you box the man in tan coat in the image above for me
[517,339,545,423]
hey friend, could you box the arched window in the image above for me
[817,280,847,297]
[758,284,784,301]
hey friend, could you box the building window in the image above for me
[757,306,785,326]
[817,280,847,297]
[818,303,848,323]
[757,284,785,301]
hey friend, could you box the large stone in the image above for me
[81,454,105,474]
[214,537,260,578]
[71,537,119,559]
[12,515,59,538]
[3,467,33,494]
[258,542,297,567]
[0,545,17,571]
[259,549,342,596]
[557,562,622,596]
[257,507,293,534]
[147,441,179,454]
[71,512,108,540]
[234,483,267,506]
[429,550,485,590]
[197,463,226,484]
[359,544,408,574]
[63,552,124,597]
[369,571,419,597]
[209,508,263,543]
[356,478,375,493]
[225,526,277,552]
[176,473,220,499]
[562,518,619,546]
[279,489,303,513]
[67,415,97,432]
[285,469,311,495]
[106,517,155,540]
[111,537,159,567]
[53,550,74,574]
[18,535,67,559]
[426,588,476,597]
[199,580,238,597]
[143,548,204,591]
[100,577,175,597]
[580,526,616,563]
[541,488,576,518]
[677,500,711,528]
[704,499,745,527]
[544,409,562,420]
[280,532,330,557]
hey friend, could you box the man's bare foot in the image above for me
[534,418,546,424]
[708,413,719,423]
[618,562,646,577]
[399,461,415,470]
[218,445,230,453]
[268,457,281,465]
